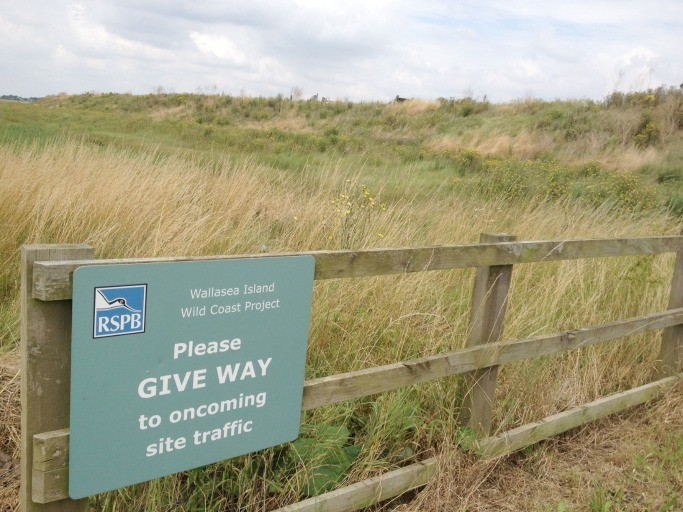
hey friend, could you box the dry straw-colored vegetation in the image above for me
[0,88,682,511]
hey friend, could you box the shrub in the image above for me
[454,148,482,171]
[579,161,603,178]
[603,86,679,108]
[437,96,490,116]
[633,118,660,149]
[583,172,658,212]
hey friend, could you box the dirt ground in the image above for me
[1,354,680,512]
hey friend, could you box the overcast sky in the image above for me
[2,1,682,102]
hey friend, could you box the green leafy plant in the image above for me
[455,427,478,452]
[589,484,624,512]
[271,424,360,497]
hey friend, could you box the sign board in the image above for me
[69,256,315,498]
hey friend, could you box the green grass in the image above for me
[0,90,682,511]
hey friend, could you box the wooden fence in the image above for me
[20,235,683,511]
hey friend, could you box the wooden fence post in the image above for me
[459,233,516,436]
[657,237,683,377]
[21,244,94,512]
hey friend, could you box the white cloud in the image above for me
[54,44,78,66]
[190,32,248,66]
[0,13,33,41]
[488,0,683,25]
[619,47,659,67]
[516,60,545,80]
[65,3,171,60]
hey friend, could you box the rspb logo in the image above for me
[93,284,147,338]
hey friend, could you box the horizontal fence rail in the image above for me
[31,236,683,301]
[302,308,683,410]
[275,457,440,512]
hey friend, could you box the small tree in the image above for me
[291,86,303,101]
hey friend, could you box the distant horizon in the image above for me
[2,84,681,106]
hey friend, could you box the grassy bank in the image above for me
[1,87,682,211]
[0,90,681,510]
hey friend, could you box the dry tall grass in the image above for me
[386,99,440,115]
[0,139,679,510]
[425,124,668,172]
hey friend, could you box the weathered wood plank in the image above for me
[30,430,71,503]
[476,375,681,458]
[33,429,70,472]
[274,457,438,512]
[32,236,683,300]
[658,233,683,377]
[459,233,515,436]
[302,308,683,410]
[21,245,93,511]
[32,468,69,505]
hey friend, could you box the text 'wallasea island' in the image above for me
[182,283,280,317]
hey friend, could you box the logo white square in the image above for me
[93,284,147,338]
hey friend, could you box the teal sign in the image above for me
[70,257,315,498]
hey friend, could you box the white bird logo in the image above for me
[95,290,140,312]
